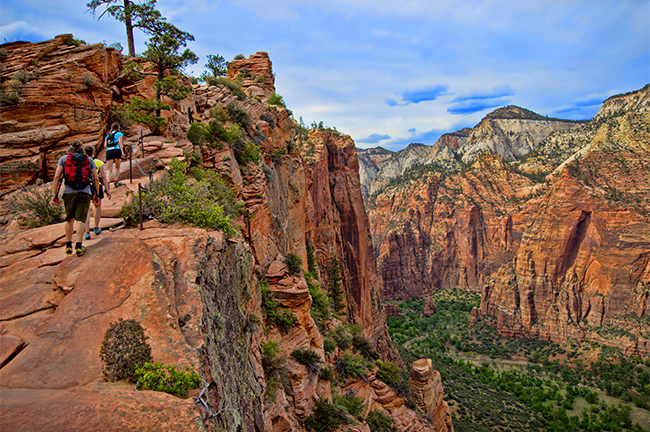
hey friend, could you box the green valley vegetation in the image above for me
[386,289,649,432]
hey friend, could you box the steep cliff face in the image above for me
[302,131,391,346]
[369,153,534,299]
[0,39,451,431]
[474,89,650,354]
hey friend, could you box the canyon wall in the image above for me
[364,87,650,354]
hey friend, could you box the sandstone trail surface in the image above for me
[363,86,650,355]
[0,37,452,431]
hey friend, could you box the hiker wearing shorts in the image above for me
[51,141,100,256]
[83,145,112,240]
[105,123,124,188]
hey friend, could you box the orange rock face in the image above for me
[0,35,122,195]
[369,153,531,299]
[410,359,454,432]
[303,131,387,344]
[226,51,276,99]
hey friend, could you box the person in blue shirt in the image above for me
[105,123,124,187]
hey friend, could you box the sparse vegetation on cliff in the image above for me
[9,186,63,228]
[119,158,241,235]
[134,362,200,398]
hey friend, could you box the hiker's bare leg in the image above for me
[94,202,102,228]
[114,159,122,183]
[85,209,92,234]
[75,221,85,243]
[106,159,114,184]
[65,218,74,242]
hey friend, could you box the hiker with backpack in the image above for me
[83,145,111,240]
[105,123,124,188]
[51,141,101,257]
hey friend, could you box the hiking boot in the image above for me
[75,246,86,257]
[94,227,102,235]
[114,181,123,187]
[84,231,91,240]
[65,246,73,255]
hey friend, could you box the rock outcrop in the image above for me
[410,359,453,432]
[0,35,122,195]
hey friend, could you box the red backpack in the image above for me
[63,153,91,190]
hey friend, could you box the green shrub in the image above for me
[82,73,96,87]
[134,362,200,398]
[376,361,401,386]
[125,96,169,131]
[307,277,330,329]
[332,325,352,350]
[261,340,288,401]
[305,400,346,431]
[210,105,229,122]
[327,258,346,312]
[366,409,396,432]
[233,54,245,60]
[64,36,85,46]
[290,348,322,365]
[353,334,379,360]
[336,351,368,380]
[0,87,19,105]
[319,366,334,381]
[284,252,303,275]
[261,282,296,333]
[237,67,251,79]
[323,337,337,353]
[207,119,229,145]
[13,70,31,84]
[108,103,132,132]
[10,186,63,228]
[226,102,252,129]
[99,319,153,383]
[334,393,364,418]
[119,159,240,236]
[187,122,208,146]
[305,241,318,278]
[267,93,286,108]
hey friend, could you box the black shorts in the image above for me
[91,183,105,200]
[106,148,123,160]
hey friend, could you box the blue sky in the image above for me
[2,0,649,151]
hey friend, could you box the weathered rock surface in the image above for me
[410,359,454,432]
[226,51,276,99]
[0,35,122,196]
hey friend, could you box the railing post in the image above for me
[138,183,143,231]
